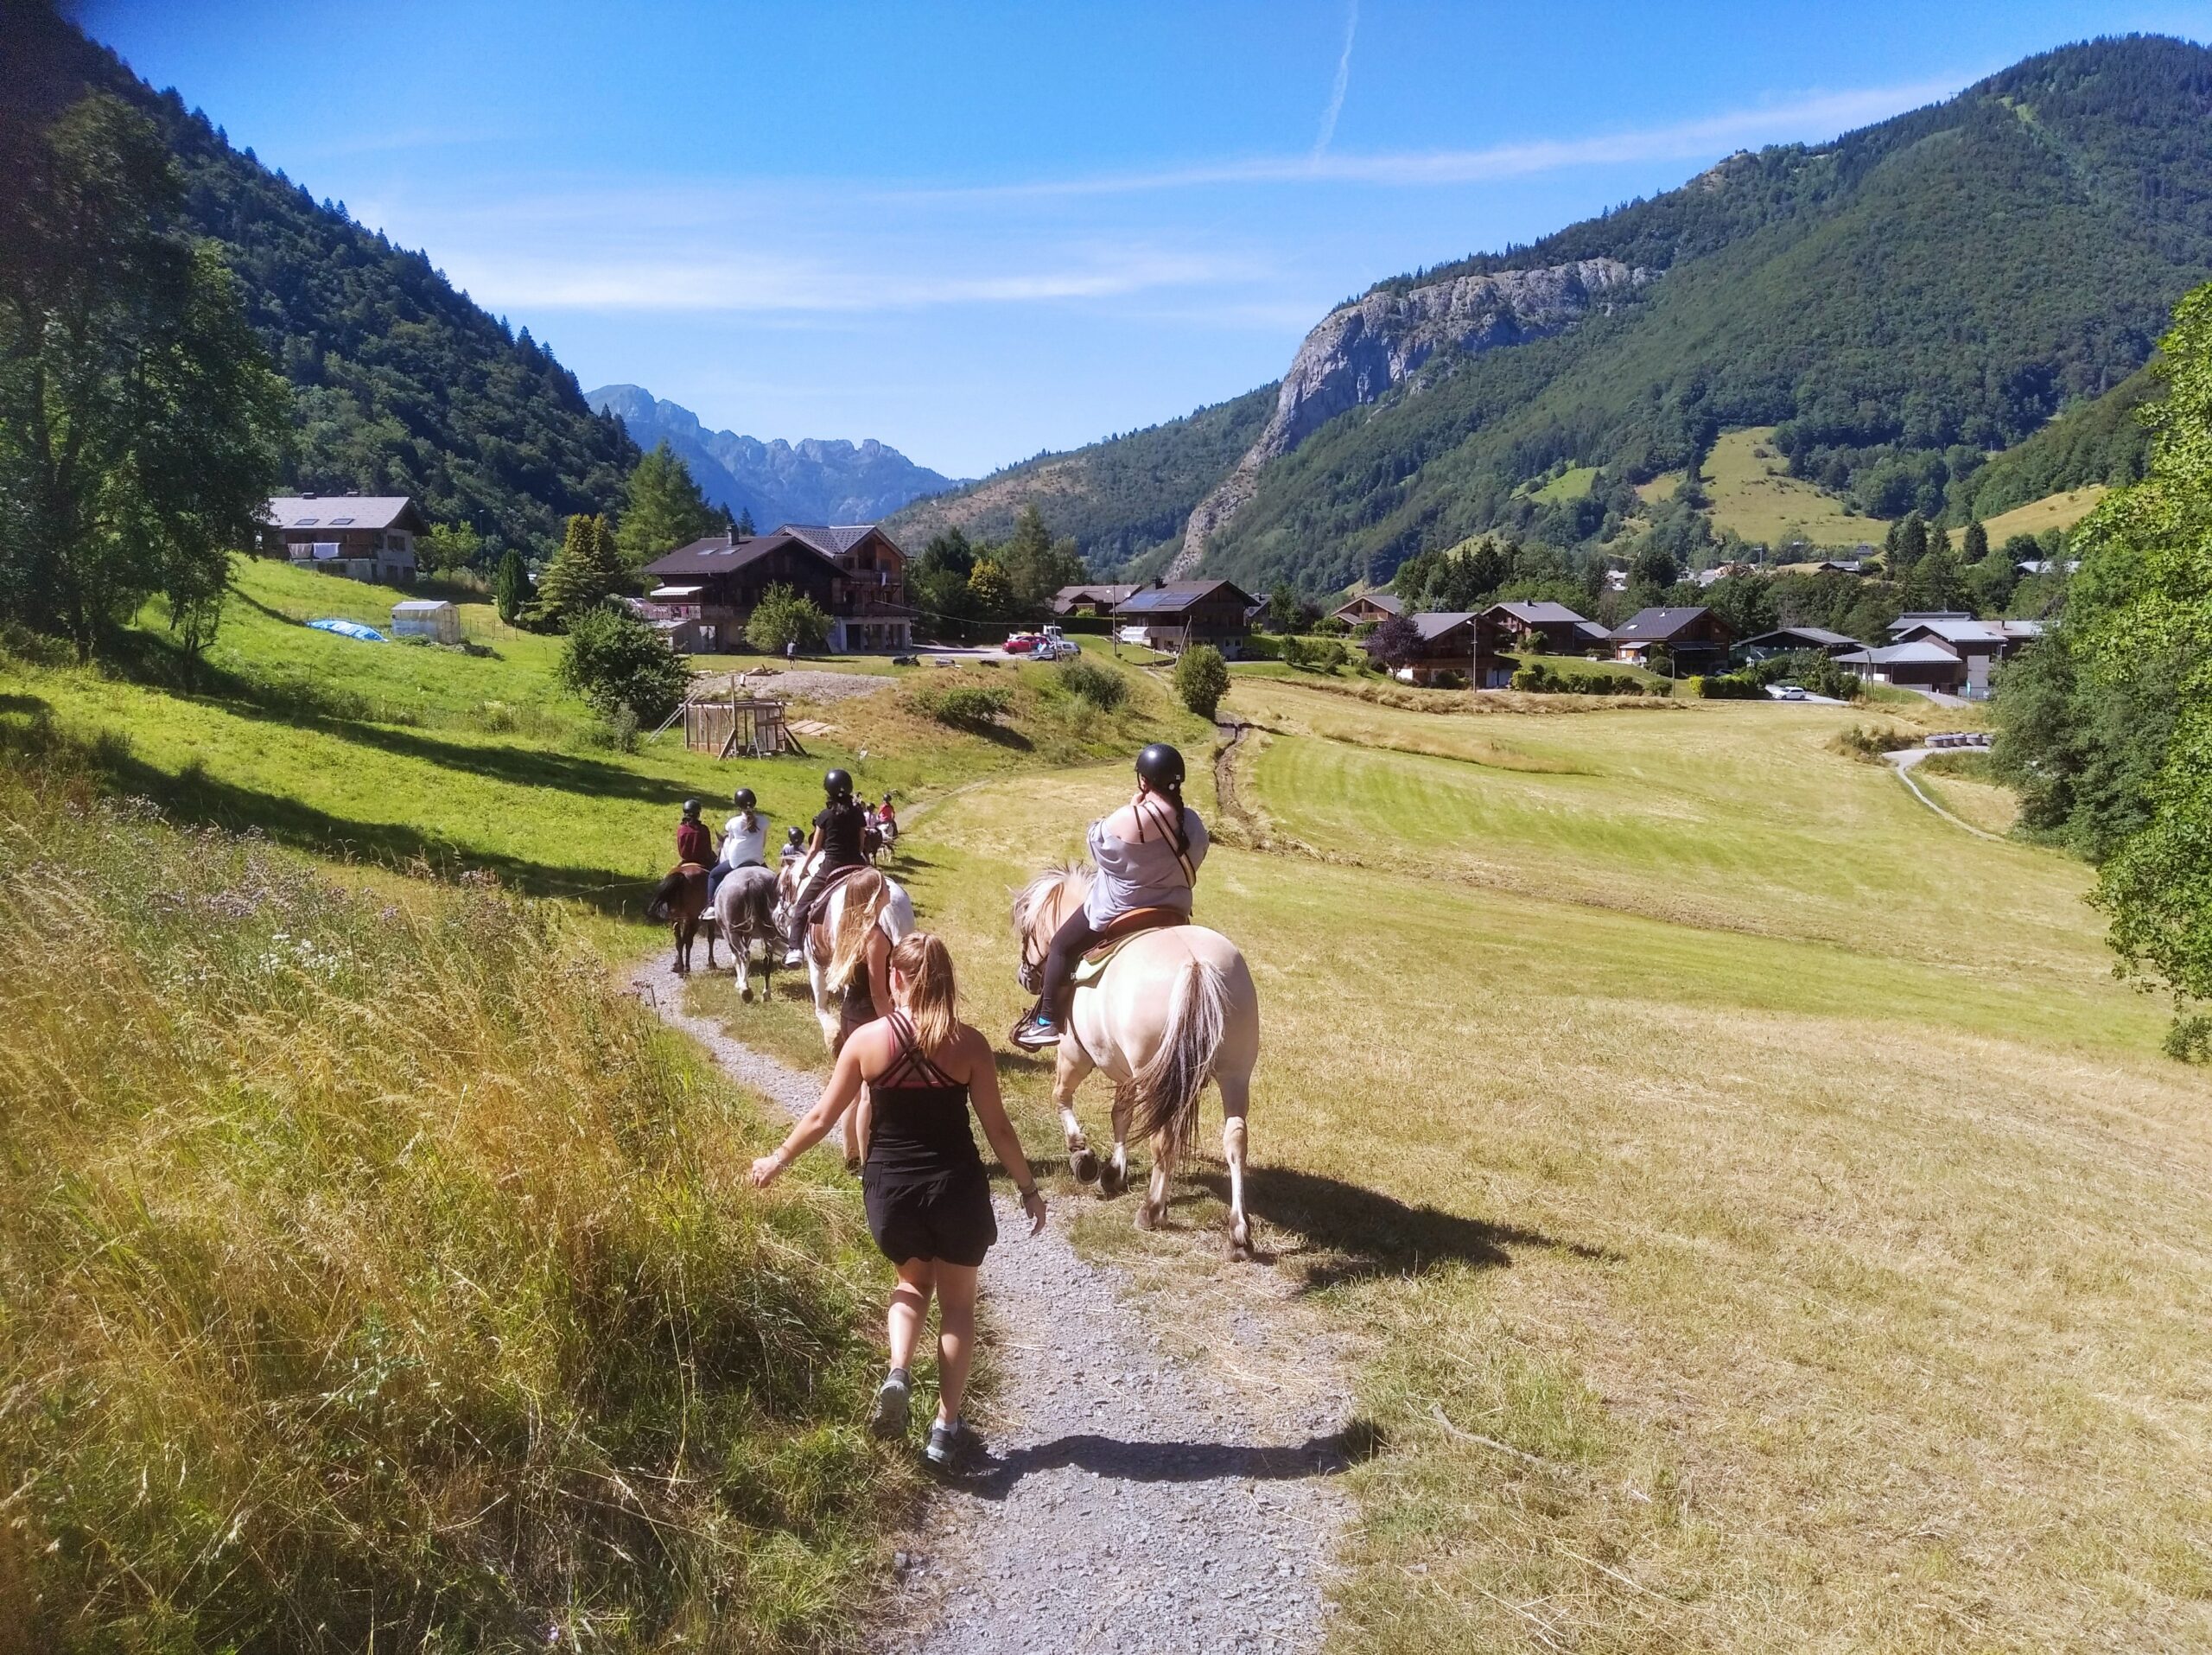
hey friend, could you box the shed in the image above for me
[391,598,461,644]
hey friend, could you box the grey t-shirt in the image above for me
[1084,801,1206,926]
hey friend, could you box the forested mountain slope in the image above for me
[588,385,959,526]
[885,385,1275,571]
[0,7,638,558]
[915,36,2212,593]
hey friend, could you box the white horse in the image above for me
[776,855,916,1047]
[1012,864,1261,1257]
[709,863,781,1003]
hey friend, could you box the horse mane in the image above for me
[1010,861,1091,940]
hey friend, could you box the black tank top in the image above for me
[865,1013,982,1183]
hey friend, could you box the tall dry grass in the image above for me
[0,758,909,1652]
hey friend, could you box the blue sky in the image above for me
[82,0,2212,478]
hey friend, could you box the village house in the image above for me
[1481,599,1610,655]
[1738,624,1863,660]
[1833,640,1969,694]
[1052,583,1140,618]
[1374,610,1510,687]
[1608,606,1735,673]
[1884,615,2044,698]
[640,523,915,653]
[1328,591,1404,627]
[258,494,426,584]
[1693,560,1758,588]
[1112,579,1256,657]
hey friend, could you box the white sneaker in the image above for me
[782,948,804,967]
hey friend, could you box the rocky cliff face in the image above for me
[1173,258,1651,573]
[588,385,962,525]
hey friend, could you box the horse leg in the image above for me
[1100,1080,1135,1200]
[1219,1066,1253,1262]
[672,919,689,975]
[704,913,719,972]
[1138,1123,1174,1232]
[1053,1041,1099,1184]
[732,930,751,1002]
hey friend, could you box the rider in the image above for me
[783,767,871,965]
[779,825,806,867]
[675,798,713,869]
[1010,742,1206,1050]
[878,791,898,837]
[706,786,767,901]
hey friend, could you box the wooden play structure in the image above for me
[670,673,807,759]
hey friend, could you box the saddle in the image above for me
[1071,907,1187,986]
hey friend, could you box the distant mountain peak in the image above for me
[586,385,963,527]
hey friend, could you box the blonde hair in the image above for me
[826,868,892,993]
[890,932,958,1055]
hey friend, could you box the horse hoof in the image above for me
[1134,1205,1158,1233]
[1070,1149,1100,1184]
[741,987,753,1003]
[1098,1165,1126,1199]
[1225,1234,1254,1264]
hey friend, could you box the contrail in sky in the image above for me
[1313,0,1359,157]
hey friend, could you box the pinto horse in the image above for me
[1011,864,1260,1257]
[645,863,712,973]
[775,856,917,1163]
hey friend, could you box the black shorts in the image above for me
[862,1165,997,1268]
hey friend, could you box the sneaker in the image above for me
[868,1368,912,1440]
[925,1417,981,1470]
[782,948,804,968]
[1008,1010,1060,1052]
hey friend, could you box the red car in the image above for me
[1002,633,1040,653]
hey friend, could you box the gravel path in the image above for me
[632,958,1357,1654]
[1885,748,2003,842]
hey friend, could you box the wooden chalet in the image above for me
[1608,606,1734,672]
[1373,610,1510,687]
[1052,583,1139,617]
[259,494,427,584]
[1329,591,1403,627]
[641,523,915,653]
[1738,625,1863,659]
[1481,600,1609,655]
[1112,579,1256,657]
[1883,616,2044,698]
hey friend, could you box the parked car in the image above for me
[1003,633,1039,654]
[1773,684,1808,701]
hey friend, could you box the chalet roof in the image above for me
[1611,606,1718,642]
[1743,625,1860,649]
[1836,640,1961,666]
[645,531,842,579]
[1885,611,1974,633]
[1486,600,1592,627]
[266,494,425,532]
[784,523,887,557]
[1410,610,1479,640]
[1053,582,1138,603]
[1892,617,2044,647]
[1114,579,1256,616]
[1332,591,1403,616]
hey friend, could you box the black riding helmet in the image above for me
[733,786,756,809]
[823,768,854,799]
[681,798,702,819]
[785,826,804,844]
[1135,743,1185,792]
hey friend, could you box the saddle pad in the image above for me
[1072,914,1185,985]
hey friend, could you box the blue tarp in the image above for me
[308,618,386,642]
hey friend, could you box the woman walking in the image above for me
[750,933,1046,1467]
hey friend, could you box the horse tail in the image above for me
[1129,955,1229,1162]
[646,869,684,922]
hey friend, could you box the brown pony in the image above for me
[646,863,712,973]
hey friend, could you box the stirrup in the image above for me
[1008,1012,1060,1052]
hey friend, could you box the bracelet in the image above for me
[1018,1183,1039,1201]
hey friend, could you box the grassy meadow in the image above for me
[673,671,2210,1653]
[1974,484,2109,544]
[6,557,2207,1652]
[1701,427,1894,548]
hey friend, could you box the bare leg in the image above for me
[1053,1041,1099,1182]
[887,1257,934,1373]
[931,1261,980,1423]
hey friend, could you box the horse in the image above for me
[776,856,917,1163]
[709,863,781,1003]
[1011,864,1260,1258]
[645,863,712,974]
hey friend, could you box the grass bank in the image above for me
[0,746,913,1652]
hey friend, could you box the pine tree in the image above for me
[536,513,626,627]
[1891,512,1929,575]
[613,442,718,570]
[734,507,755,537]
[1963,517,1988,563]
[494,548,533,625]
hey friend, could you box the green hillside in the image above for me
[1,7,638,560]
[1951,366,2159,522]
[884,384,1276,571]
[1203,36,2212,592]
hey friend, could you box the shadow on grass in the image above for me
[1191,1162,1616,1290]
[959,1419,1382,1499]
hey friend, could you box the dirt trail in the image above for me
[632,958,1357,1655]
[1885,747,2004,842]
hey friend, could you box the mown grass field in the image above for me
[1702,426,1894,548]
[9,563,2207,1652]
[672,672,2211,1653]
[1975,483,2109,544]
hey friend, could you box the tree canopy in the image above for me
[614,442,719,570]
